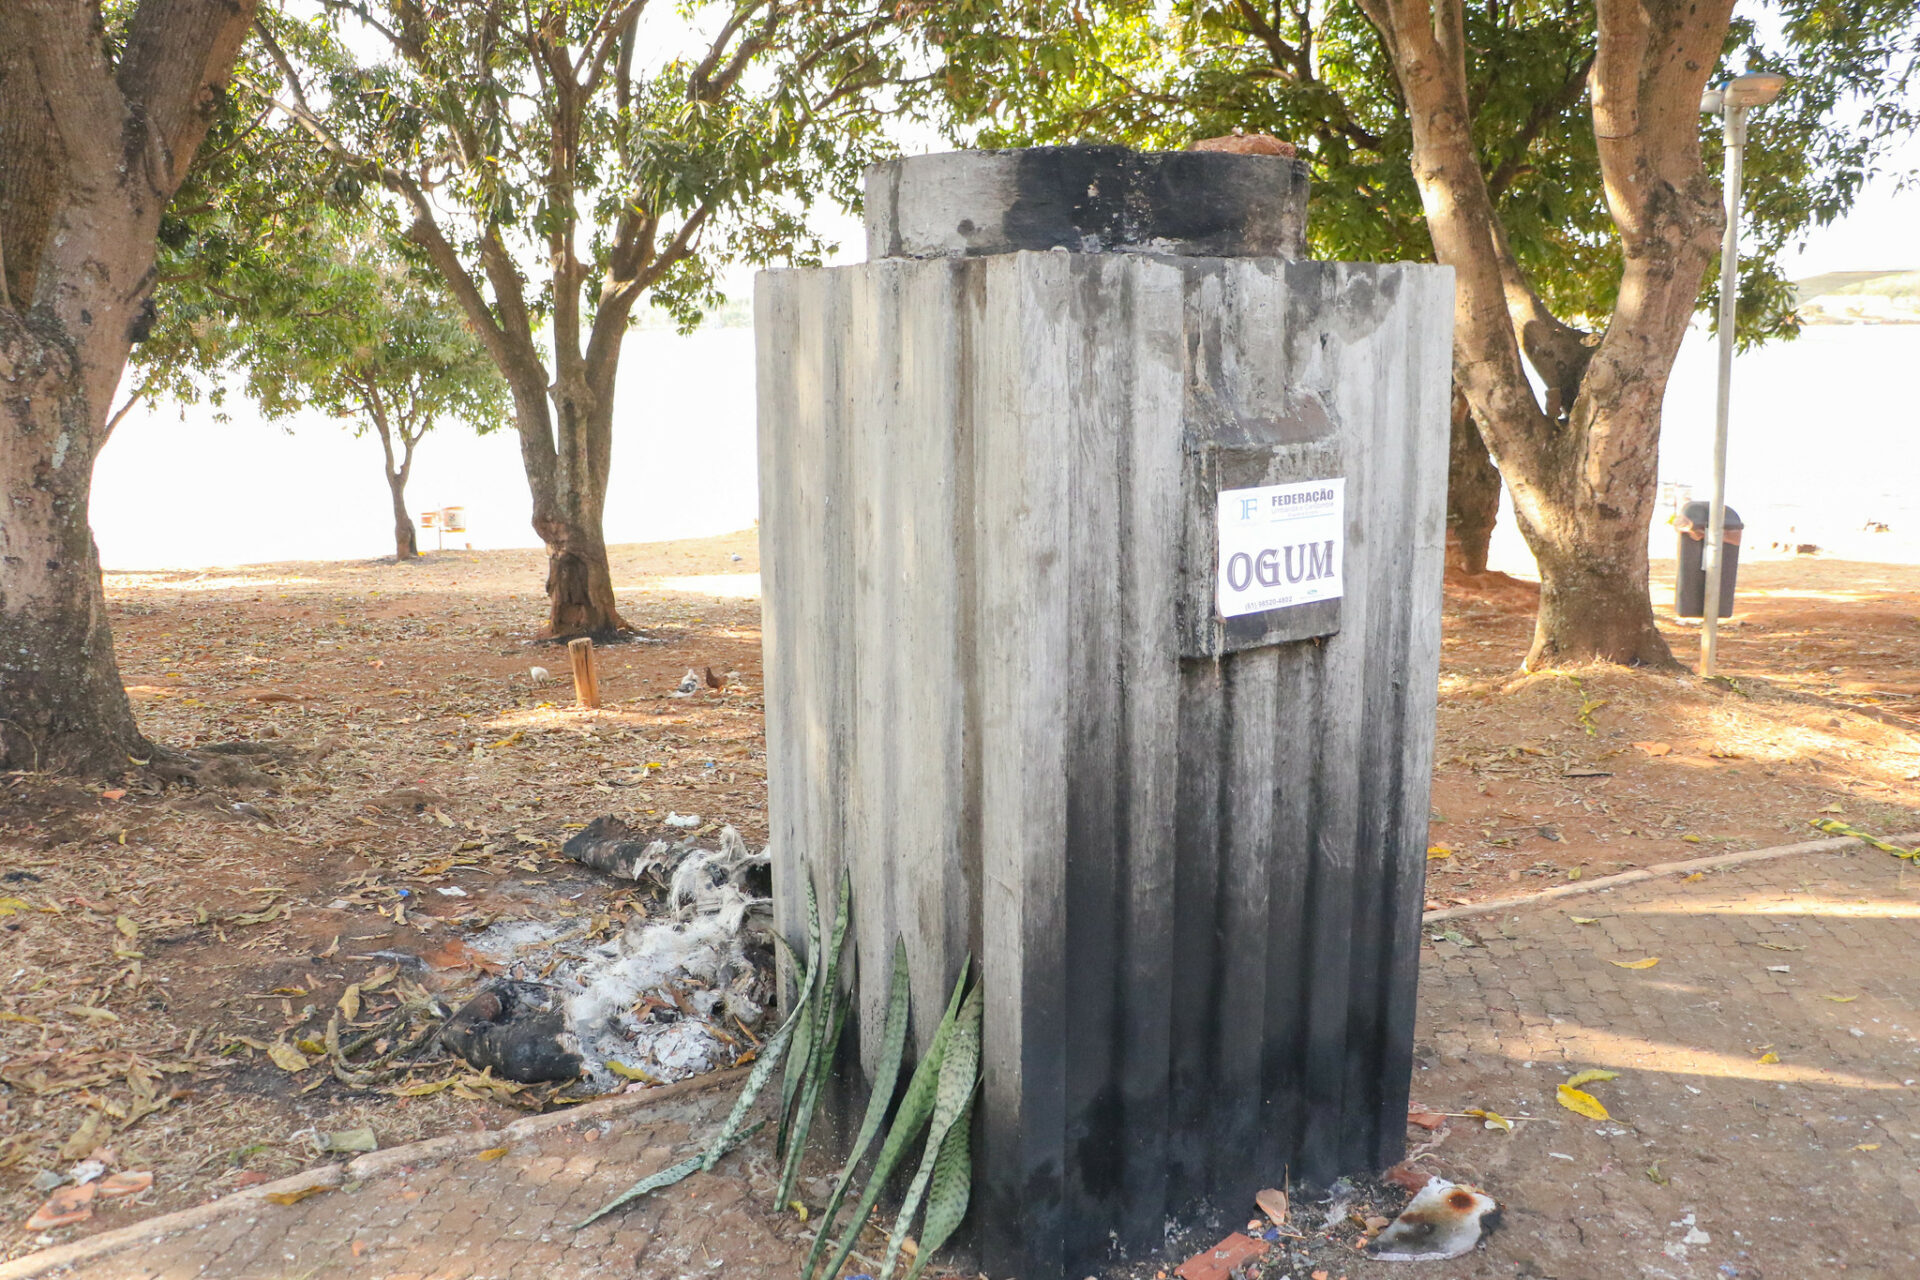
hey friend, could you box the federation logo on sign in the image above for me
[1216,478,1345,619]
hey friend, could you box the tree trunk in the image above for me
[388,470,418,558]
[532,384,626,637]
[1444,386,1500,575]
[0,332,150,773]
[0,0,256,775]
[1359,0,1728,670]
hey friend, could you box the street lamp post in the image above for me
[1698,71,1787,678]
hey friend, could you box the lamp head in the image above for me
[1721,72,1788,109]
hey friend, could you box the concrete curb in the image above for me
[1421,829,1920,924]
[0,1068,747,1280]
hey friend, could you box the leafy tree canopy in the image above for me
[919,0,1920,346]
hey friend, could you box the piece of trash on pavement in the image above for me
[1174,1231,1269,1280]
[1254,1185,1289,1226]
[441,980,584,1083]
[562,816,673,882]
[1383,1161,1432,1193]
[321,1128,378,1154]
[663,811,701,829]
[1317,1176,1360,1229]
[1367,1177,1499,1261]
[97,1171,152,1198]
[25,1183,97,1231]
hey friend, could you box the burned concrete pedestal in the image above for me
[757,146,1453,1278]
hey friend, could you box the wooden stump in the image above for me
[567,637,599,708]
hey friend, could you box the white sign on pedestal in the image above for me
[1216,478,1346,619]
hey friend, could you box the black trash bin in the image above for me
[1675,501,1742,619]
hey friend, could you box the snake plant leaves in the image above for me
[778,871,850,1192]
[818,957,972,1280]
[803,937,914,1280]
[904,1088,977,1280]
[777,876,825,1158]
[882,984,982,1279]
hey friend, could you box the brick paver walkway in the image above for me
[12,845,1918,1279]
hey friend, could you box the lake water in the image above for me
[92,317,1920,575]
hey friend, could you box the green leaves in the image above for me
[814,956,974,1280]
[802,938,914,1280]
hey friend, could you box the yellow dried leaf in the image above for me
[1824,994,1858,1003]
[1569,916,1599,925]
[606,1060,658,1083]
[267,1041,311,1073]
[0,1011,40,1024]
[1683,872,1705,881]
[1556,1084,1611,1120]
[115,915,139,940]
[1566,1069,1619,1089]
[1682,835,1703,844]
[1567,867,1583,881]
[790,1199,809,1222]
[1466,1107,1513,1133]
[476,1146,510,1161]
[390,1079,455,1097]
[1757,1051,1779,1064]
[487,730,525,749]
[0,897,32,916]
[361,965,398,992]
[265,1184,332,1206]
[339,985,361,1021]
[1853,1143,1880,1151]
[1426,845,1452,860]
[1610,956,1660,969]
[269,986,308,997]
[1818,803,1845,814]
[296,1037,325,1055]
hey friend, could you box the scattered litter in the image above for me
[1383,1161,1432,1193]
[435,885,469,897]
[664,812,702,829]
[1317,1176,1360,1229]
[1174,1230,1268,1280]
[319,1128,378,1154]
[440,980,584,1084]
[25,1183,96,1232]
[563,816,673,881]
[67,1159,106,1186]
[1254,1186,1289,1227]
[1368,1178,1499,1261]
[459,826,773,1089]
[98,1171,153,1199]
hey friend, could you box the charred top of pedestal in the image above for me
[865,146,1310,260]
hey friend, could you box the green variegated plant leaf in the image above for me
[818,958,971,1280]
[804,937,913,1280]
[882,985,982,1279]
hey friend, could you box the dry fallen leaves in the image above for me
[1610,956,1660,969]
[1633,741,1673,756]
[1566,1068,1619,1089]
[1466,1107,1513,1133]
[1556,1084,1611,1121]
[1255,1186,1289,1227]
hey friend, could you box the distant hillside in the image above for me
[1794,269,1920,323]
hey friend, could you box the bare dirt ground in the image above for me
[2,533,1916,1268]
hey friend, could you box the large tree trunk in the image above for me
[0,0,256,775]
[1444,385,1500,575]
[1360,0,1730,669]
[0,332,149,773]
